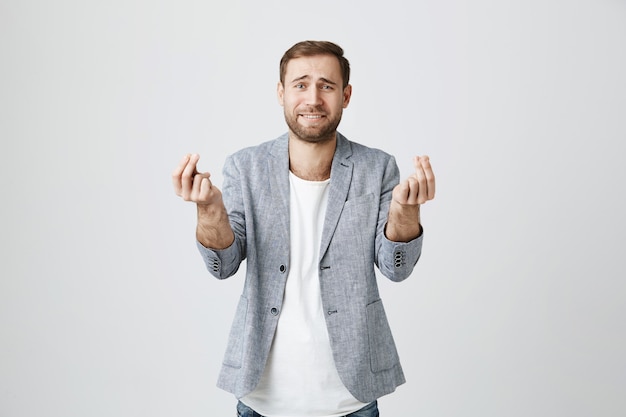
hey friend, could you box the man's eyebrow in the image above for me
[319,77,338,85]
[289,75,338,85]
[290,75,310,83]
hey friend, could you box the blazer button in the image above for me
[270,307,279,315]
[394,251,404,268]
[279,264,286,273]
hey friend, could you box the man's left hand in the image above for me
[386,155,435,242]
[392,155,435,206]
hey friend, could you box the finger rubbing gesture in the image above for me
[392,155,436,206]
[172,154,223,206]
[387,155,435,242]
[172,153,234,248]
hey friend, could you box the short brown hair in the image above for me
[279,40,351,89]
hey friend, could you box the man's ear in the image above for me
[343,84,352,108]
[277,82,285,106]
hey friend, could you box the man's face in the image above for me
[278,54,352,143]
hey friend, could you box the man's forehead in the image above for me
[285,55,342,80]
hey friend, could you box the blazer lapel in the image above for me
[319,133,353,260]
[267,134,290,246]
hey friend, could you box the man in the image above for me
[172,41,435,417]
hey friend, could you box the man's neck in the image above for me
[288,133,336,181]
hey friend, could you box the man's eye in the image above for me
[321,85,333,90]
[295,83,305,89]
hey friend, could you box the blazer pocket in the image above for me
[366,299,400,372]
[222,295,248,368]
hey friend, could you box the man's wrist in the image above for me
[196,204,234,249]
[386,201,422,242]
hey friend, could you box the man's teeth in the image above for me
[302,115,322,119]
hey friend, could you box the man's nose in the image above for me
[305,88,322,105]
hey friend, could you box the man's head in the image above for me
[278,41,352,144]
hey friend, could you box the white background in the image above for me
[1,0,625,416]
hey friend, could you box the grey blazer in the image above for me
[197,132,423,403]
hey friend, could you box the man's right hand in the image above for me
[172,154,223,205]
[172,154,234,249]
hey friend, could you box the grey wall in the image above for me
[1,0,625,416]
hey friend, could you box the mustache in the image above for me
[298,106,326,114]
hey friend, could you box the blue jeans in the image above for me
[236,400,379,417]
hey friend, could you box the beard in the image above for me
[284,106,342,143]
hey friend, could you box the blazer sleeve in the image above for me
[375,155,423,282]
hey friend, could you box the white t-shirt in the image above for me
[241,172,367,417]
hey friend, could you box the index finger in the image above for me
[172,154,191,178]
[415,155,433,172]
[181,153,200,179]
[172,154,195,196]
[414,155,436,200]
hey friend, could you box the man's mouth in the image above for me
[300,114,324,120]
